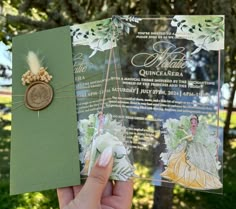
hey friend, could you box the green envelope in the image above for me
[10,26,81,195]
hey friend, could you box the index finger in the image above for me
[101,180,133,209]
[113,180,133,198]
[57,187,74,209]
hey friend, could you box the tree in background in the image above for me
[1,1,236,209]
[1,0,235,139]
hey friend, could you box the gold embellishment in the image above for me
[22,51,53,111]
[21,67,52,86]
[24,81,53,111]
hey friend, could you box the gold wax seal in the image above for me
[24,81,53,111]
[22,51,53,111]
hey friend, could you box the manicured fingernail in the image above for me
[98,147,113,167]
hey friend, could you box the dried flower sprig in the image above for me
[21,51,52,85]
[21,68,52,85]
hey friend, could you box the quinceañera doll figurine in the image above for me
[161,114,222,190]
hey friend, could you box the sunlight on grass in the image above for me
[219,110,236,128]
[14,192,54,209]
[132,163,154,209]
[0,95,12,106]
[1,113,11,121]
[3,125,11,131]
[201,110,236,128]
[229,138,236,149]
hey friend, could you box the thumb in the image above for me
[76,147,113,204]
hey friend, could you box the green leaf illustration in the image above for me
[212,16,224,24]
[101,38,109,45]
[189,28,194,33]
[181,24,188,31]
[198,35,206,39]
[91,38,99,44]
[215,34,220,41]
[172,18,178,22]
[205,28,215,35]
[219,30,224,37]
[124,25,130,34]
[208,37,216,44]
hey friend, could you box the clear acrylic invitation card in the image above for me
[10,16,224,195]
[112,15,224,194]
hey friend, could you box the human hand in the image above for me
[57,147,133,209]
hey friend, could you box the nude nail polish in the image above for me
[98,147,113,167]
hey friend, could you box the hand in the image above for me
[57,147,133,209]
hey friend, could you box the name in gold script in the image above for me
[73,53,87,73]
[131,41,187,69]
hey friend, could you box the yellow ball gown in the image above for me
[161,133,222,190]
